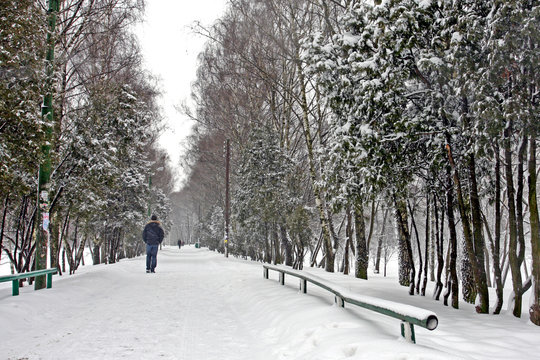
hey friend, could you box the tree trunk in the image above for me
[73,235,87,272]
[55,209,70,276]
[394,194,414,293]
[528,133,540,325]
[326,207,340,253]
[483,201,503,313]
[310,229,323,267]
[467,153,490,313]
[92,242,100,265]
[408,200,423,295]
[61,248,66,274]
[446,143,486,311]
[296,56,334,272]
[443,229,452,306]
[343,207,353,275]
[264,223,272,263]
[445,166,459,309]
[484,245,492,288]
[0,196,9,255]
[65,217,78,273]
[461,244,476,304]
[366,200,376,252]
[434,196,444,300]
[375,208,389,274]
[272,223,281,265]
[516,135,527,270]
[293,235,305,270]
[354,203,368,280]
[421,194,430,297]
[505,121,523,317]
[49,210,60,270]
[280,224,293,266]
[430,207,436,282]
[101,237,107,264]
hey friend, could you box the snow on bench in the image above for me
[263,264,438,344]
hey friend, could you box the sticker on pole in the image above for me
[39,190,49,211]
[43,213,50,231]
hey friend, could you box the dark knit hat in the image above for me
[151,214,158,221]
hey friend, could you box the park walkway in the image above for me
[1,247,270,359]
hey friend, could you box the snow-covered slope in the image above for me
[1,247,539,359]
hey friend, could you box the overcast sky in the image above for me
[136,1,229,189]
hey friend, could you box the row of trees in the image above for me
[176,0,540,325]
[1,0,173,279]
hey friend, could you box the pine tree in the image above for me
[481,0,540,319]
[233,125,296,264]
[0,0,46,198]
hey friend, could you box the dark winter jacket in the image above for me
[142,220,164,245]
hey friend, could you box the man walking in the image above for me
[142,214,164,273]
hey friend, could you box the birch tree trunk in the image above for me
[296,58,334,272]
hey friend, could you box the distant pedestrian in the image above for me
[177,239,182,249]
[142,214,164,273]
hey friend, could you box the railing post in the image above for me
[401,321,416,344]
[279,272,285,285]
[335,296,345,308]
[46,272,53,288]
[12,280,19,296]
[300,279,307,293]
[263,267,269,279]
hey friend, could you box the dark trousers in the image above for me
[146,244,159,271]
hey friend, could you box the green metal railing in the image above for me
[263,264,438,343]
[0,268,58,296]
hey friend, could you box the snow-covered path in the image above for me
[1,247,270,359]
[2,246,540,359]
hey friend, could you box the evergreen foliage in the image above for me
[1,0,172,275]
[0,0,46,196]
[233,125,298,263]
[171,0,540,323]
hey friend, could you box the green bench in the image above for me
[263,264,438,344]
[0,268,58,296]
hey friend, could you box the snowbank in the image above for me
[1,247,539,359]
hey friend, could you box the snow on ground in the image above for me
[1,246,539,360]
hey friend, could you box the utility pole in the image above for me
[224,139,230,258]
[186,213,191,245]
[35,0,59,290]
[148,174,152,217]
